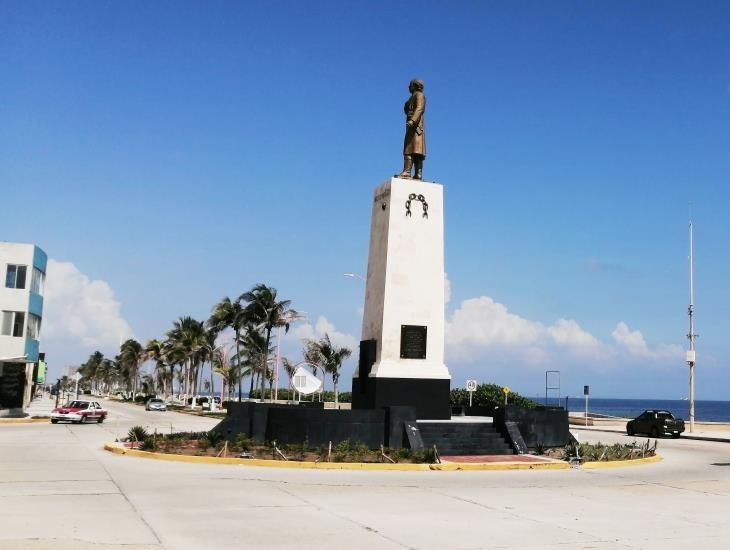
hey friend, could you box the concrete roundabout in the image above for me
[2,398,729,550]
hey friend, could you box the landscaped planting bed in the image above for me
[124,426,438,464]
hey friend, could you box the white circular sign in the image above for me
[466,379,477,392]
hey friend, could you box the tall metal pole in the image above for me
[686,220,697,433]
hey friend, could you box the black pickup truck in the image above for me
[626,410,685,438]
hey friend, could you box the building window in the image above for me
[27,313,41,340]
[1,311,25,337]
[5,265,27,289]
[30,267,45,295]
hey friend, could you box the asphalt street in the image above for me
[1,399,729,550]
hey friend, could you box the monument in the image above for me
[215,79,564,454]
[353,79,452,419]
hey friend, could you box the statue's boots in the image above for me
[413,157,423,180]
[398,156,413,178]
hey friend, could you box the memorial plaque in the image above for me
[400,325,427,359]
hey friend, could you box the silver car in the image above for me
[145,398,167,411]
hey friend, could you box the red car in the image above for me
[51,400,107,424]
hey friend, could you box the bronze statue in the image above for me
[398,79,426,180]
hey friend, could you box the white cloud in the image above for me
[43,260,133,357]
[445,294,681,368]
[445,296,610,365]
[290,315,358,351]
[611,322,682,360]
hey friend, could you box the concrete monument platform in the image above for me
[353,176,451,419]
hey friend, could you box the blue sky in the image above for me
[2,2,729,399]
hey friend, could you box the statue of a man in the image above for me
[398,79,426,180]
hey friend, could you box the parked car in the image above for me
[51,400,107,424]
[626,410,685,438]
[145,398,167,411]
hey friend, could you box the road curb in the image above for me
[581,454,663,469]
[103,443,571,471]
[0,417,49,424]
[574,426,730,444]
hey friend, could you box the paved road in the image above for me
[2,400,730,550]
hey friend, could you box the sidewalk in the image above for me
[25,394,55,417]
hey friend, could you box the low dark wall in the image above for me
[267,407,384,447]
[493,405,569,448]
[213,401,385,448]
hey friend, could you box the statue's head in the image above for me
[409,79,424,93]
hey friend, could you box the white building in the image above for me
[0,242,46,414]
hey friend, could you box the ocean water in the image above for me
[535,397,730,422]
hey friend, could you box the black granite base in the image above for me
[352,377,451,420]
[213,402,385,447]
[493,405,569,448]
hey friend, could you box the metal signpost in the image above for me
[502,386,510,405]
[74,372,81,399]
[584,385,589,424]
[466,379,477,407]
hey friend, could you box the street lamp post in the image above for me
[686,220,697,433]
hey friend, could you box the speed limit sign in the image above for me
[466,379,477,407]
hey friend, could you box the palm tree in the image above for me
[166,316,208,406]
[211,344,237,401]
[234,325,272,399]
[305,334,351,407]
[241,284,298,402]
[282,357,297,399]
[78,351,104,393]
[303,339,328,401]
[119,339,144,398]
[97,358,117,395]
[208,297,249,401]
[144,339,168,397]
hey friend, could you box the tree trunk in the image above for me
[334,377,339,408]
[235,329,242,402]
[260,328,271,402]
[209,362,216,412]
[170,365,175,400]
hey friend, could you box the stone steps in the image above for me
[418,422,514,455]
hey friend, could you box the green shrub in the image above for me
[334,439,351,454]
[203,431,224,447]
[235,434,252,452]
[410,447,438,464]
[140,436,156,451]
[450,383,537,410]
[128,426,149,442]
[563,440,656,462]
[197,438,210,451]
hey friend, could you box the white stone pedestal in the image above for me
[353,177,451,419]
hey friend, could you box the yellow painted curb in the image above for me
[103,443,571,471]
[431,461,569,471]
[582,454,662,469]
[0,417,49,424]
